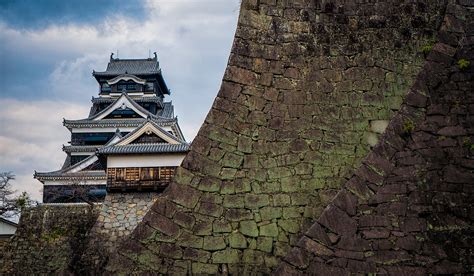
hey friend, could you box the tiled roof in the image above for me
[63,117,177,129]
[86,92,157,120]
[35,154,104,181]
[93,58,160,76]
[91,96,163,105]
[98,143,189,155]
[159,102,174,118]
[34,171,106,180]
[116,119,185,144]
[63,145,99,153]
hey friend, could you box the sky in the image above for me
[0,0,240,202]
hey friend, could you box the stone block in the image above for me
[197,202,224,218]
[257,237,273,253]
[331,190,357,216]
[223,195,245,208]
[358,215,391,227]
[194,221,212,236]
[212,249,240,264]
[145,213,180,238]
[280,177,301,192]
[198,179,221,192]
[168,184,202,209]
[361,229,390,239]
[242,249,265,265]
[284,247,308,269]
[229,232,247,248]
[225,208,253,221]
[159,243,183,259]
[306,223,331,245]
[290,193,310,206]
[307,262,349,276]
[177,232,203,249]
[272,194,291,206]
[203,236,226,251]
[213,220,232,233]
[260,207,282,221]
[244,194,270,209]
[183,248,211,262]
[282,207,301,219]
[240,220,259,237]
[191,262,219,274]
[278,219,300,234]
[259,223,279,237]
[297,236,334,256]
[319,205,357,236]
[174,212,196,229]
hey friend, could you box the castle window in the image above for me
[101,83,111,92]
[145,83,154,91]
[117,82,137,91]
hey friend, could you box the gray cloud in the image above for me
[0,0,240,201]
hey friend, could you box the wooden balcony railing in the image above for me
[106,167,177,192]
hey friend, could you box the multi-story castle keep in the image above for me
[34,53,188,203]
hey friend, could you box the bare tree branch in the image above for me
[0,172,36,218]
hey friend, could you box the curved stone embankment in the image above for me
[276,2,473,274]
[106,0,461,274]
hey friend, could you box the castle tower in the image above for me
[35,53,188,203]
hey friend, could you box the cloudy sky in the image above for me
[0,0,240,201]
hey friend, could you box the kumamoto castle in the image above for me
[1,0,473,274]
[35,53,188,204]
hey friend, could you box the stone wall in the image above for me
[78,192,159,273]
[0,204,98,274]
[276,2,473,274]
[106,0,454,274]
[91,192,159,250]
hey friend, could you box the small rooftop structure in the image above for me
[0,217,18,241]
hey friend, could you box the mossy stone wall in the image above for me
[106,0,449,274]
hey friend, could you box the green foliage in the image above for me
[1,172,36,218]
[421,44,434,56]
[458,59,470,70]
[41,227,67,243]
[402,119,415,134]
[463,137,474,150]
[15,192,30,209]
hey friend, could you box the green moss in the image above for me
[462,137,474,150]
[420,44,434,56]
[41,227,67,243]
[402,119,415,134]
[458,58,470,70]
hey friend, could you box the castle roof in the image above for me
[98,143,189,155]
[93,55,160,76]
[97,120,188,156]
[92,53,170,95]
[64,93,176,128]
[35,154,106,181]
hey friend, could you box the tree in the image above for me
[0,172,36,218]
[46,172,104,205]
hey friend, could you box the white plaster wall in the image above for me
[43,179,106,186]
[107,154,185,168]
[0,221,17,235]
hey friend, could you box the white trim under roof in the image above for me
[68,155,99,173]
[43,179,106,186]
[93,94,148,120]
[71,126,172,133]
[107,74,147,85]
[117,122,181,145]
[71,152,95,156]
